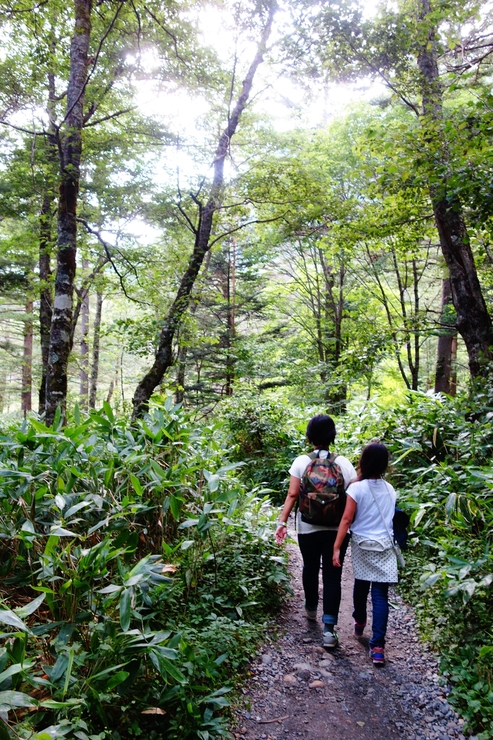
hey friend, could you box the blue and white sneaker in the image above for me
[323,628,339,648]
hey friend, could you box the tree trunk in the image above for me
[106,379,115,405]
[417,0,493,378]
[131,1,277,418]
[174,344,187,405]
[411,259,420,391]
[22,296,34,417]
[224,238,236,396]
[38,64,58,415]
[45,0,93,425]
[79,259,89,409]
[434,277,457,395]
[38,192,53,415]
[89,290,103,409]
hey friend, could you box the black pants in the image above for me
[297,529,349,625]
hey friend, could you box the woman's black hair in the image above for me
[358,442,389,480]
[306,414,336,450]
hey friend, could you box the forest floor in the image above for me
[231,526,473,740]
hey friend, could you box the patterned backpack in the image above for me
[299,451,346,527]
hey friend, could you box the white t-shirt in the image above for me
[289,450,357,534]
[347,479,396,539]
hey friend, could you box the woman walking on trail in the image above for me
[332,441,397,666]
[275,414,357,649]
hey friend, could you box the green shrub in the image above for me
[0,402,291,740]
[221,394,302,502]
[343,389,493,739]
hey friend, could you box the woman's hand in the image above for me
[275,524,287,544]
[332,548,341,567]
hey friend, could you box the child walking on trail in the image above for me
[275,414,357,648]
[332,442,397,666]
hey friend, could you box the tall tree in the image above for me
[301,0,493,380]
[132,0,278,417]
[416,0,493,377]
[44,0,93,424]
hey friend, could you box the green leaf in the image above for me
[444,492,456,519]
[203,471,220,492]
[0,662,34,683]
[54,495,66,511]
[169,495,181,520]
[478,574,493,588]
[44,536,59,557]
[0,690,38,708]
[106,670,130,690]
[64,502,91,518]
[87,663,129,683]
[120,588,132,632]
[0,610,29,633]
[49,526,78,538]
[130,474,143,496]
[98,584,122,595]
[125,574,144,587]
[178,519,199,529]
[102,401,115,423]
[15,594,45,618]
[149,650,186,683]
[38,698,82,709]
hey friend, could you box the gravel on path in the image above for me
[231,532,472,740]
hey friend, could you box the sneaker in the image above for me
[304,602,317,621]
[323,629,339,649]
[370,646,385,665]
[354,621,366,637]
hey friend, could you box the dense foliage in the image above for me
[339,389,493,739]
[0,402,290,739]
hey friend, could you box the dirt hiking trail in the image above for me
[231,532,470,740]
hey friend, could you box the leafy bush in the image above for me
[221,394,302,502]
[340,390,493,738]
[0,402,290,739]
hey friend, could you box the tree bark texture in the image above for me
[39,192,54,414]
[434,277,457,395]
[79,260,90,409]
[45,0,93,425]
[132,1,277,418]
[89,290,103,409]
[22,297,34,417]
[223,239,236,396]
[38,66,58,415]
[417,0,493,378]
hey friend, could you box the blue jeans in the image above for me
[298,530,349,626]
[353,579,389,647]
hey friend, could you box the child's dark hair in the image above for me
[358,442,389,479]
[306,414,336,450]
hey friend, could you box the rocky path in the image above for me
[231,531,471,740]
